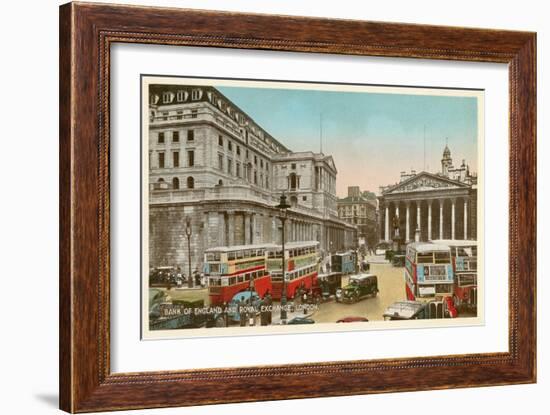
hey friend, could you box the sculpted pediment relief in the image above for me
[384,173,468,194]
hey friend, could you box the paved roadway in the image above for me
[159,257,409,324]
[312,262,406,322]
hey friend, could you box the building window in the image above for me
[176,90,185,102]
[254,155,257,165]
[187,130,194,141]
[218,179,223,186]
[265,162,269,171]
[228,141,232,151]
[218,154,223,170]
[236,146,240,156]
[303,196,307,201]
[236,162,241,178]
[191,89,201,100]
[289,173,298,189]
[246,149,249,159]
[260,159,263,168]
[172,177,179,189]
[162,92,171,103]
[158,152,165,168]
[172,131,179,142]
[191,109,198,118]
[266,176,269,189]
[187,177,194,189]
[291,163,296,170]
[158,132,165,143]
[187,150,194,167]
[176,110,183,120]
[254,171,257,185]
[218,135,223,146]
[173,151,179,168]
[227,158,233,175]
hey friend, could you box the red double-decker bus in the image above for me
[433,240,478,310]
[204,244,272,306]
[265,241,320,300]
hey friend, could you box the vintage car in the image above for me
[383,301,428,320]
[149,266,184,287]
[335,274,379,303]
[336,316,369,323]
[287,316,315,325]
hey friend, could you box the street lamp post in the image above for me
[276,193,291,323]
[185,218,193,288]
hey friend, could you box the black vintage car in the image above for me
[149,266,185,287]
[336,274,379,303]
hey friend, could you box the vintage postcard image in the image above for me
[141,76,484,339]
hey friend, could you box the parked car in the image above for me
[383,301,428,320]
[287,316,315,325]
[336,274,379,303]
[149,266,183,287]
[336,316,369,323]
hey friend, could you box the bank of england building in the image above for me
[147,84,357,274]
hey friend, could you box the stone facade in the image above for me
[378,146,477,243]
[147,84,356,274]
[337,186,378,249]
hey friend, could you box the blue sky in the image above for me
[218,85,479,197]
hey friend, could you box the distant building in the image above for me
[378,145,477,242]
[147,84,356,273]
[337,187,378,249]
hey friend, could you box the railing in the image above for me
[152,109,244,139]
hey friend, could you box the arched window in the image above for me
[290,195,298,207]
[157,178,165,182]
[172,177,179,190]
[218,179,223,186]
[289,173,298,190]
[187,177,194,189]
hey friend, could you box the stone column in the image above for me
[251,213,257,244]
[451,199,456,240]
[244,213,251,245]
[439,200,444,240]
[385,205,389,241]
[406,202,410,242]
[464,199,468,239]
[227,212,235,246]
[427,201,432,240]
[416,202,421,233]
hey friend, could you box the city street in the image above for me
[158,257,408,325]
[313,261,406,322]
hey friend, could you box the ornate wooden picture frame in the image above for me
[59,2,536,412]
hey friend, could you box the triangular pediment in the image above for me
[325,156,336,172]
[383,172,470,195]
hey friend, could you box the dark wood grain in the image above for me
[59,2,536,413]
